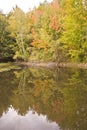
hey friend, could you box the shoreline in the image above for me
[17,62,87,69]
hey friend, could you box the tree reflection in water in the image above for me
[0,68,87,130]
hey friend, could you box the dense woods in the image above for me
[0,0,87,62]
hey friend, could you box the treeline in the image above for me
[0,0,87,62]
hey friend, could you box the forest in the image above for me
[0,0,87,63]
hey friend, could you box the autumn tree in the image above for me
[28,0,62,61]
[61,0,87,62]
[7,6,29,60]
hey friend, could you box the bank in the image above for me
[19,61,87,69]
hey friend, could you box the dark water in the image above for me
[0,67,87,130]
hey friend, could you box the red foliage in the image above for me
[51,0,60,9]
[49,15,60,31]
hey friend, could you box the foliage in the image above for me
[7,7,29,60]
[0,11,14,59]
[61,0,87,62]
[0,0,87,62]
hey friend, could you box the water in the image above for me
[0,67,87,130]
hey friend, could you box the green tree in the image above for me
[7,6,28,60]
[61,0,87,62]
[0,11,14,60]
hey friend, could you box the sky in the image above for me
[0,0,53,14]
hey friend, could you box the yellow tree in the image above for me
[61,0,87,62]
[7,6,27,60]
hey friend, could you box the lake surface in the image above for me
[0,67,87,130]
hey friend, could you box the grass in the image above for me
[0,62,21,72]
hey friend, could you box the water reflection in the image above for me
[0,107,59,130]
[0,67,87,130]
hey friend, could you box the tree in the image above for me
[61,0,87,62]
[0,11,14,60]
[7,6,28,60]
[28,0,62,61]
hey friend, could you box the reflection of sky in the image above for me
[0,107,60,130]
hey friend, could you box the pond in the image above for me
[0,67,87,130]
